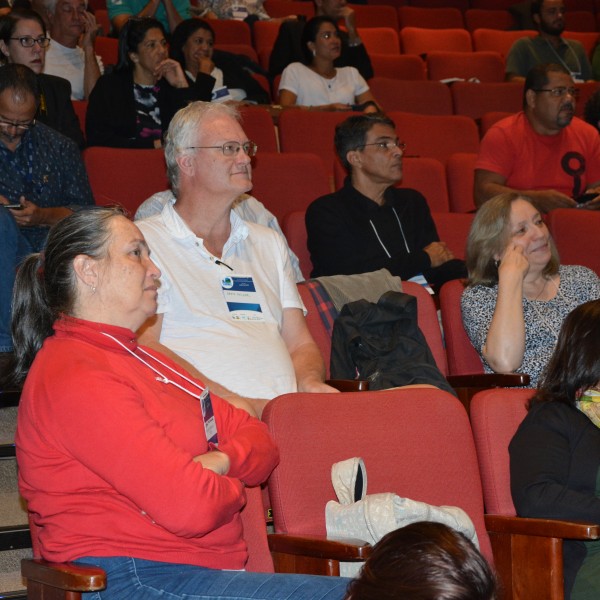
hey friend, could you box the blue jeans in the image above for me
[0,209,31,352]
[77,557,352,600]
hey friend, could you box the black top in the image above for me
[85,68,214,148]
[306,177,466,287]
[510,401,600,598]
[268,19,373,80]
[37,73,85,149]
[212,49,270,105]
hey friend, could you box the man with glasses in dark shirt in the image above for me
[475,63,600,212]
[0,63,94,358]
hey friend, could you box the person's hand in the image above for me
[528,189,577,213]
[194,449,230,475]
[423,241,454,267]
[339,5,357,35]
[298,378,340,394]
[498,243,529,281]
[197,55,215,75]
[80,11,100,49]
[155,59,188,88]
[579,187,600,210]
[4,196,43,227]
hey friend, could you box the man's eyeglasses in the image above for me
[10,36,50,48]
[533,86,579,98]
[0,117,36,132]
[185,141,258,157]
[360,140,406,152]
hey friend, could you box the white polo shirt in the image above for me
[137,201,303,399]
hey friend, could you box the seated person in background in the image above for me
[135,190,304,282]
[0,8,84,148]
[12,208,352,600]
[510,299,600,600]
[42,0,103,100]
[108,0,189,34]
[269,0,372,80]
[462,192,600,388]
[195,0,293,23]
[505,0,592,82]
[170,18,269,105]
[306,114,466,289]
[475,63,600,213]
[86,18,213,148]
[583,87,600,133]
[279,16,379,112]
[0,63,93,356]
[137,102,337,417]
[344,522,497,600]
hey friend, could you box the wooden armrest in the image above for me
[326,379,370,392]
[268,533,372,561]
[21,558,107,592]
[485,514,600,540]
[447,373,530,388]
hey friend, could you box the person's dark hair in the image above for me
[344,521,497,600]
[531,299,600,408]
[465,192,559,287]
[0,9,47,66]
[530,0,543,17]
[334,113,396,173]
[116,17,166,72]
[523,63,571,109]
[583,88,600,133]
[170,18,214,70]
[0,62,40,104]
[8,207,124,385]
[300,15,339,65]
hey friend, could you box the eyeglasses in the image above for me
[0,117,36,131]
[533,86,579,98]
[185,141,258,157]
[360,140,406,152]
[9,36,50,48]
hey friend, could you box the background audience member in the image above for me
[12,207,351,600]
[505,0,592,82]
[170,18,269,104]
[462,192,599,388]
[0,64,93,357]
[269,0,372,80]
[0,8,84,147]
[195,0,292,23]
[108,0,189,34]
[307,114,466,288]
[279,16,378,112]
[345,522,497,600]
[86,17,213,148]
[510,299,600,600]
[475,64,600,212]
[42,0,102,100]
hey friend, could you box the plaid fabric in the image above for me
[303,280,339,337]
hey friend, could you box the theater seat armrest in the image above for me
[326,379,370,392]
[268,533,372,561]
[447,373,530,388]
[21,558,107,591]
[485,514,600,540]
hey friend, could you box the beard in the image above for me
[539,18,565,36]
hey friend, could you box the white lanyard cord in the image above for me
[100,332,205,400]
[369,207,410,259]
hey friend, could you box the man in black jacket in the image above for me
[268,0,372,80]
[306,114,466,289]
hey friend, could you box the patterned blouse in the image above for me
[461,265,600,388]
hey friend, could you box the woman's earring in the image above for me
[312,48,316,57]
[89,284,97,294]
[494,259,500,268]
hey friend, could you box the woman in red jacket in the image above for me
[10,207,350,600]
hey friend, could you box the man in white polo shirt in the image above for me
[137,102,336,417]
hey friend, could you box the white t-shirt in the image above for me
[279,62,369,107]
[137,201,304,399]
[44,39,104,100]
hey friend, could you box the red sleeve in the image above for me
[475,122,515,178]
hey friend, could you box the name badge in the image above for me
[232,5,249,19]
[212,86,233,103]
[221,274,265,321]
[200,388,218,446]
[408,273,435,295]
